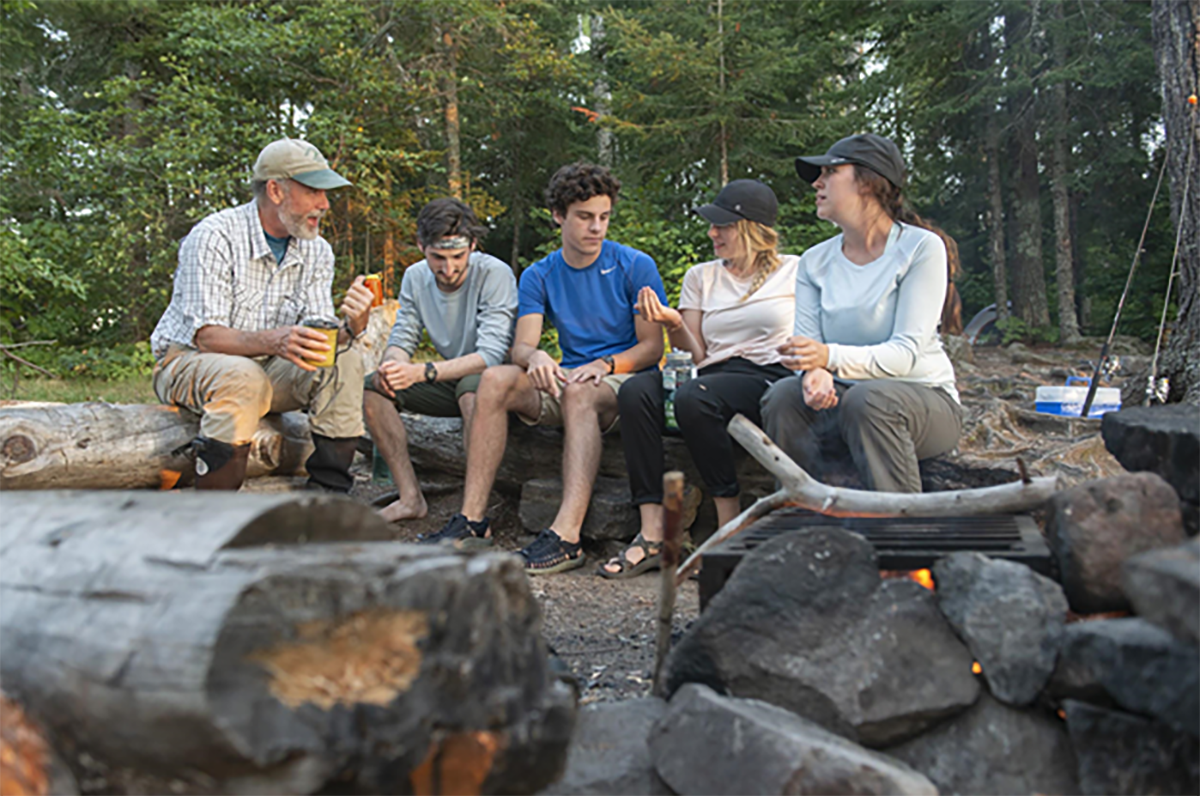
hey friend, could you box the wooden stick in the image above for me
[0,347,57,378]
[675,414,1061,585]
[653,471,685,697]
[0,340,58,349]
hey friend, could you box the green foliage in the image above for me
[0,219,88,341]
[53,341,157,380]
[995,316,1058,346]
[0,0,1174,378]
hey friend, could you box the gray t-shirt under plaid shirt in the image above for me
[386,253,518,366]
[151,200,337,360]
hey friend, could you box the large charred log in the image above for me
[0,491,573,794]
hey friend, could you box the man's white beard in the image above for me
[282,209,321,241]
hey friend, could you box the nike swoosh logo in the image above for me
[601,267,616,275]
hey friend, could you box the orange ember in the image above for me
[972,661,982,675]
[879,569,936,590]
[910,569,934,590]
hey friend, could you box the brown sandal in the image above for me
[597,533,663,580]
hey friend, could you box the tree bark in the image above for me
[1152,0,1200,404]
[591,14,614,167]
[439,25,463,198]
[1049,1,1080,343]
[1006,3,1052,330]
[986,126,1010,324]
[0,403,313,490]
[0,491,574,794]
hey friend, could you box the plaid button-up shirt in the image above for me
[151,200,337,360]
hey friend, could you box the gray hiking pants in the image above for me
[760,376,963,493]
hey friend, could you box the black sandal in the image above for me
[597,533,664,580]
[519,529,585,575]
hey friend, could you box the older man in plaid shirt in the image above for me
[150,139,372,491]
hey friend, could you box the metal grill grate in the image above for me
[698,510,1053,610]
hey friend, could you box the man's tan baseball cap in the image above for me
[252,138,352,190]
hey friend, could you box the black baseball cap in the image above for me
[695,179,778,227]
[795,134,906,188]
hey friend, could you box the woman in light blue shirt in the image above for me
[762,134,963,493]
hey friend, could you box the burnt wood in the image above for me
[0,491,573,794]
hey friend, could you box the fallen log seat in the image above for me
[0,491,574,794]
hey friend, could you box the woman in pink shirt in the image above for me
[600,180,798,578]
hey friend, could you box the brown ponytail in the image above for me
[853,166,963,335]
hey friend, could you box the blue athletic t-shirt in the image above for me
[518,240,667,369]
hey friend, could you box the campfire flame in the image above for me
[880,568,935,590]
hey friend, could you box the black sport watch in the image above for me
[424,362,438,383]
[601,355,616,374]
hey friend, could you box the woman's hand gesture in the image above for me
[636,286,683,332]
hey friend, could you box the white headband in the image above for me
[428,235,472,250]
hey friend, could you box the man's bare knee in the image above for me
[363,388,394,423]
[458,392,477,416]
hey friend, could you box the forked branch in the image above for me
[676,414,1060,584]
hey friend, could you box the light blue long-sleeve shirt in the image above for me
[794,221,959,402]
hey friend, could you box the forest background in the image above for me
[0,0,1185,399]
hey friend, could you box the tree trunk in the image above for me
[1006,4,1051,330]
[591,14,614,167]
[985,128,1010,324]
[0,403,313,490]
[0,491,574,794]
[1152,0,1200,404]
[716,0,729,186]
[439,26,463,198]
[1049,1,1080,343]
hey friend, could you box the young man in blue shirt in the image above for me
[422,162,668,573]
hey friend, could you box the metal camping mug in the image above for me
[363,273,384,308]
[302,317,339,368]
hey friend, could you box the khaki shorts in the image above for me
[517,372,633,434]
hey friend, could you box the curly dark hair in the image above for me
[545,162,621,218]
[416,198,490,248]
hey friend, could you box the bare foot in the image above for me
[379,496,428,523]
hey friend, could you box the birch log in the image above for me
[0,491,574,795]
[0,403,313,490]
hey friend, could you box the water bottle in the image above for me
[663,351,695,431]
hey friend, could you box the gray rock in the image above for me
[1049,617,1199,737]
[885,693,1079,796]
[665,528,979,747]
[934,552,1069,705]
[1123,538,1200,644]
[1102,404,1200,504]
[1063,699,1199,796]
[1046,473,1186,613]
[520,477,639,542]
[651,683,937,796]
[539,699,671,796]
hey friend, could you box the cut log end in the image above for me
[1,693,50,796]
[249,609,428,711]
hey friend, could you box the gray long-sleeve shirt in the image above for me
[386,252,518,366]
[795,221,959,402]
